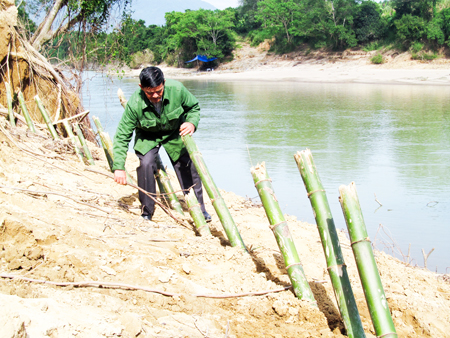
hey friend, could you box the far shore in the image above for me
[117,57,450,86]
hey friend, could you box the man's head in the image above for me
[139,67,165,104]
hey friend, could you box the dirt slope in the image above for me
[0,118,450,338]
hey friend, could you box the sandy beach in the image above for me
[123,48,450,87]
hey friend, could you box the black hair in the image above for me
[139,67,164,88]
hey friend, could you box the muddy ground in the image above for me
[0,118,450,338]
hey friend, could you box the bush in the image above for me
[363,41,382,51]
[411,42,424,53]
[371,53,384,64]
[411,51,440,60]
[128,49,154,69]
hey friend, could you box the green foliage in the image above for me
[164,9,235,65]
[394,14,426,47]
[411,41,424,53]
[370,53,384,64]
[354,1,384,43]
[411,51,440,60]
[362,40,382,51]
[40,0,450,68]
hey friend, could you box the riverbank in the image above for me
[1,117,450,337]
[116,44,450,87]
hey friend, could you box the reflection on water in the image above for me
[82,72,450,273]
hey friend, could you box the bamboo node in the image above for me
[269,221,286,231]
[187,203,201,212]
[350,237,371,246]
[326,263,347,270]
[254,178,272,188]
[286,262,304,270]
[307,189,325,198]
[378,332,398,338]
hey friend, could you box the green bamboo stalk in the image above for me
[182,135,246,250]
[294,150,365,337]
[74,122,95,165]
[154,154,185,216]
[92,116,114,170]
[185,188,211,236]
[17,92,36,132]
[34,95,59,140]
[251,162,317,305]
[62,120,84,162]
[339,182,397,338]
[5,82,15,127]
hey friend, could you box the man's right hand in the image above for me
[114,170,127,185]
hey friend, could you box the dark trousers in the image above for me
[136,146,206,216]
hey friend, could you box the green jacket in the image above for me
[112,79,200,171]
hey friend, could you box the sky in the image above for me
[203,0,240,10]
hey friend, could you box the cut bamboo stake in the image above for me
[339,182,397,338]
[294,150,365,337]
[185,188,211,236]
[251,162,317,305]
[17,91,36,132]
[92,117,134,183]
[155,154,185,216]
[34,95,59,139]
[182,134,246,250]
[62,120,83,162]
[74,122,95,165]
[5,82,15,127]
[92,116,114,170]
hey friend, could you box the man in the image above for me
[112,66,211,222]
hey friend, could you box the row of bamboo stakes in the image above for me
[5,87,397,338]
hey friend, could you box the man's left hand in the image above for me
[179,122,195,136]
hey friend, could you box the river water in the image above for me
[82,72,450,273]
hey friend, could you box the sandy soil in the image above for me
[1,106,450,338]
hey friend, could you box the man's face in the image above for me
[139,82,164,104]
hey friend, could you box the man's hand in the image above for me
[114,170,127,185]
[179,122,195,136]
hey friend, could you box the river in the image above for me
[82,71,450,273]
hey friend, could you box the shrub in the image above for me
[411,42,423,53]
[128,49,154,69]
[371,53,384,64]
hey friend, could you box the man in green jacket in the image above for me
[112,66,211,222]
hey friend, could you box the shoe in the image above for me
[142,215,152,221]
[202,211,212,223]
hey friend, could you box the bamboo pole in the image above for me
[294,150,365,337]
[182,135,246,250]
[185,188,211,236]
[5,82,15,127]
[339,182,397,338]
[34,95,59,139]
[74,122,95,165]
[92,116,114,170]
[62,120,84,162]
[154,154,185,216]
[17,92,36,132]
[251,162,317,305]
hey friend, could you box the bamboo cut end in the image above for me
[250,161,265,175]
[339,182,358,199]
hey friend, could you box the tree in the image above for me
[256,0,301,44]
[26,0,131,50]
[164,9,235,66]
[353,1,384,43]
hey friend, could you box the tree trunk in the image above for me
[31,0,66,50]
